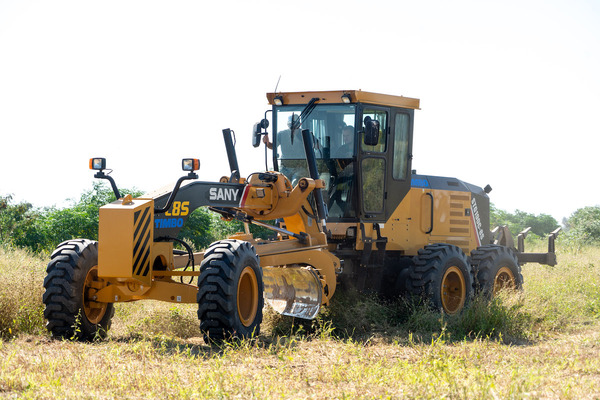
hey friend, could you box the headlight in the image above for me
[182,158,200,172]
[89,158,106,170]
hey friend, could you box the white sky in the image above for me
[1,0,599,223]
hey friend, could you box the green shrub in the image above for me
[563,205,600,244]
[0,195,41,250]
[490,204,559,237]
[1,184,143,253]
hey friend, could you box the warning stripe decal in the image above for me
[132,206,151,276]
[133,207,149,242]
[133,230,151,276]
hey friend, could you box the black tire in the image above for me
[407,243,472,315]
[197,240,264,342]
[43,239,114,341]
[471,245,522,296]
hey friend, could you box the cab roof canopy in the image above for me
[267,90,420,110]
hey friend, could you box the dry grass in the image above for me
[0,246,46,338]
[1,242,600,398]
[521,241,600,335]
[1,327,599,399]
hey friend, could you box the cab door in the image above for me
[357,106,389,222]
[357,106,414,223]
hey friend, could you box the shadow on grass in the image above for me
[33,287,536,352]
[261,287,536,346]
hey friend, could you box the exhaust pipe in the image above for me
[222,128,240,182]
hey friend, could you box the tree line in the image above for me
[0,183,272,254]
[1,183,599,254]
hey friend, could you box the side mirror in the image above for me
[252,118,270,148]
[363,116,380,146]
[252,123,262,148]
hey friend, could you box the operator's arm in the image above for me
[263,134,273,149]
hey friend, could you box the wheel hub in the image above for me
[83,265,109,324]
[493,266,516,295]
[441,266,466,314]
[237,266,259,327]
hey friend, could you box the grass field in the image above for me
[1,242,599,399]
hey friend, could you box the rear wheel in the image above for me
[471,245,522,296]
[43,239,114,341]
[408,244,472,315]
[197,240,264,342]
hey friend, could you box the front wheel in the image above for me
[197,240,264,342]
[43,239,114,341]
[408,243,473,315]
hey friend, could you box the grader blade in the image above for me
[262,266,322,320]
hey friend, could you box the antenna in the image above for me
[274,75,281,93]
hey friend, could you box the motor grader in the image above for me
[43,90,560,341]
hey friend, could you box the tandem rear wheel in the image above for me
[408,243,473,315]
[471,244,522,296]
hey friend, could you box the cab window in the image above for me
[361,158,385,212]
[360,109,387,153]
[392,113,410,180]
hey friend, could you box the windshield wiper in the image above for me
[290,97,319,145]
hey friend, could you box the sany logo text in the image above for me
[209,187,240,202]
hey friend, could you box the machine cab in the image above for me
[266,90,420,223]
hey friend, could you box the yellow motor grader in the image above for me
[43,90,560,341]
